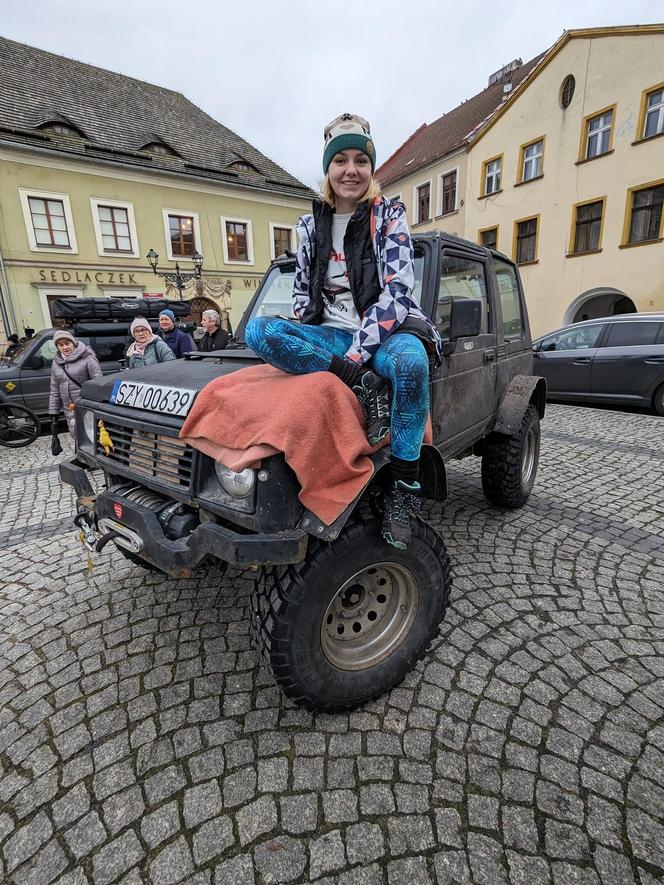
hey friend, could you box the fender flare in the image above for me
[299,443,447,543]
[493,374,547,436]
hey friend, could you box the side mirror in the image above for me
[442,299,482,356]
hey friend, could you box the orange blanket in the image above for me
[180,364,430,525]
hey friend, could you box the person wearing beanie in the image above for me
[4,333,20,359]
[245,113,441,550]
[126,317,176,369]
[48,330,102,436]
[158,309,196,358]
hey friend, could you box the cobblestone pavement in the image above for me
[1,404,663,885]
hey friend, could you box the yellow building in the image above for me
[378,25,664,338]
[0,37,312,346]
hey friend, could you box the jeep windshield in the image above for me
[244,248,426,328]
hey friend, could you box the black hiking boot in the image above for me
[352,371,391,445]
[382,480,422,549]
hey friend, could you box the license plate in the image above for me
[110,379,197,417]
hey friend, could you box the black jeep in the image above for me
[60,232,546,712]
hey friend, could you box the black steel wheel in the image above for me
[250,516,452,713]
[653,383,664,417]
[481,404,541,508]
[0,403,40,448]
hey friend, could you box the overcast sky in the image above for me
[3,1,663,189]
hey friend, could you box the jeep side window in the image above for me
[437,255,489,340]
[30,339,57,368]
[91,336,127,362]
[493,259,524,339]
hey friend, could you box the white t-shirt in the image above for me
[321,212,362,332]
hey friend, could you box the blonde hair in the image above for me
[320,174,382,208]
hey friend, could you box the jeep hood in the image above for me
[81,347,262,403]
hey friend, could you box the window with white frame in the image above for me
[222,216,254,264]
[484,158,501,195]
[522,140,543,181]
[19,189,78,253]
[270,224,294,259]
[585,110,613,159]
[643,87,664,139]
[161,209,201,262]
[90,198,139,257]
[440,171,457,215]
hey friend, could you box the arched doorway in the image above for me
[562,288,637,325]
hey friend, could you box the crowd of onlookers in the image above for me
[46,308,229,437]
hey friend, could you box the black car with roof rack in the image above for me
[59,231,546,712]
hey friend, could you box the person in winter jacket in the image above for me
[198,310,229,352]
[158,309,196,358]
[48,330,102,436]
[126,317,176,369]
[245,113,441,550]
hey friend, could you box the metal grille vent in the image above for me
[98,421,193,489]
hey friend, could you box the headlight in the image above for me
[82,410,95,443]
[214,462,255,498]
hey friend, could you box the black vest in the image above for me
[299,200,382,326]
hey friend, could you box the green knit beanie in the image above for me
[323,113,376,174]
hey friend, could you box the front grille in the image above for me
[97,419,193,489]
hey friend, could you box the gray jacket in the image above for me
[49,342,102,433]
[127,336,176,369]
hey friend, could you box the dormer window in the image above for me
[140,141,179,158]
[228,160,259,173]
[37,120,85,138]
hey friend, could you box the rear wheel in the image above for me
[653,383,664,417]
[481,404,540,507]
[0,403,40,448]
[250,516,452,712]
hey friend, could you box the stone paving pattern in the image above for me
[0,404,663,884]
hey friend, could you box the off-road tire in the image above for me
[653,383,664,417]
[115,547,166,574]
[250,516,452,712]
[481,404,540,508]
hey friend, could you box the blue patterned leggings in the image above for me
[245,317,429,462]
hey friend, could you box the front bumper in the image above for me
[59,460,308,575]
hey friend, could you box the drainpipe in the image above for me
[0,207,18,336]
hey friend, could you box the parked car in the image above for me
[60,231,546,712]
[533,314,664,415]
[0,301,196,418]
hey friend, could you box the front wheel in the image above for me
[653,383,664,417]
[0,403,40,447]
[481,403,540,508]
[250,517,452,713]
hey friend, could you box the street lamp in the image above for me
[146,249,203,300]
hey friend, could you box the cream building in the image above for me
[377,57,543,241]
[378,25,664,338]
[465,25,664,337]
[0,37,312,347]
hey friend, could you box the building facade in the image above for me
[377,25,664,338]
[376,56,542,241]
[0,38,312,346]
[465,25,664,337]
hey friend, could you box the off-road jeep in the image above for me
[60,232,546,712]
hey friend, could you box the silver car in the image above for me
[533,313,664,415]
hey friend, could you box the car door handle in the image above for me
[572,358,592,365]
[645,357,664,364]
[483,351,496,363]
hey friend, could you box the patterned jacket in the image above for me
[293,196,441,365]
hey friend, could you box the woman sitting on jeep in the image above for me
[245,113,441,549]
